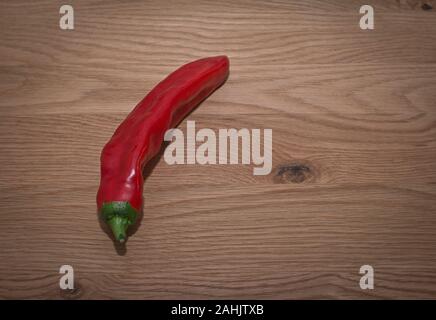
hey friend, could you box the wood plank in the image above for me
[0,0,435,299]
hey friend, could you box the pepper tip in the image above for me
[107,215,129,244]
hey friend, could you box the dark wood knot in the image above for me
[59,281,83,300]
[273,161,318,184]
[422,3,432,10]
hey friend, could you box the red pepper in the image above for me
[97,56,229,242]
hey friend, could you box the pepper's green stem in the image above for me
[100,201,138,243]
[108,216,129,243]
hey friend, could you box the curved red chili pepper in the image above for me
[97,56,229,242]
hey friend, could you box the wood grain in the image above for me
[0,0,436,299]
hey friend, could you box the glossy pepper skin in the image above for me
[97,56,229,242]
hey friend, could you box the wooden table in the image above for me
[1,0,435,299]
